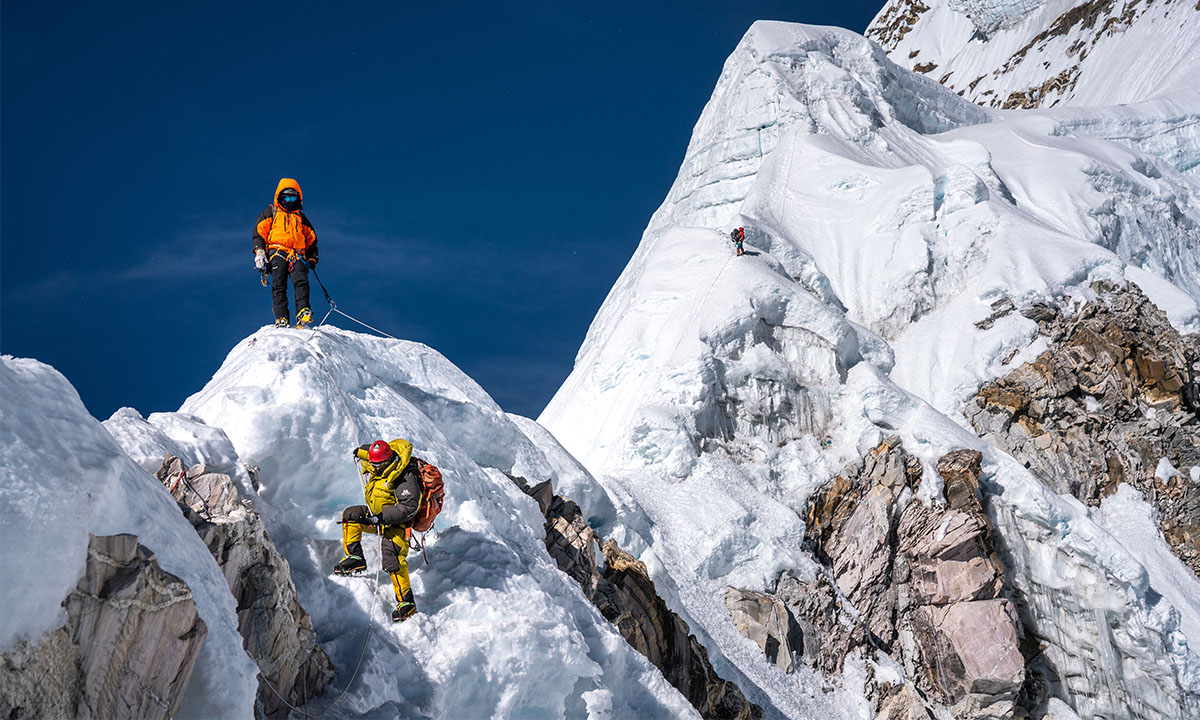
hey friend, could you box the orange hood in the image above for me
[275,178,303,204]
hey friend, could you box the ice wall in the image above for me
[542,18,1200,719]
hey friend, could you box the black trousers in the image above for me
[269,253,311,321]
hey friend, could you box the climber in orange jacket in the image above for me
[253,178,319,328]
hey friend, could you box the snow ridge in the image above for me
[170,326,700,718]
[0,357,260,719]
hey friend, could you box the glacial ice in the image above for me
[542,18,1200,719]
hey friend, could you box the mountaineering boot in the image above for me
[296,307,313,329]
[333,554,367,576]
[274,317,289,328]
[392,601,416,623]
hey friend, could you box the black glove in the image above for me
[365,513,385,527]
[306,259,317,269]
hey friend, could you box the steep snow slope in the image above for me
[0,357,259,719]
[541,20,1200,719]
[867,0,1200,109]
[116,325,756,718]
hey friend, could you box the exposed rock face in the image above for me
[723,588,800,675]
[771,570,870,678]
[812,441,1023,715]
[515,477,762,720]
[961,281,1200,719]
[968,281,1199,575]
[867,0,1199,110]
[0,533,206,720]
[729,441,1024,718]
[155,455,335,718]
[868,0,931,50]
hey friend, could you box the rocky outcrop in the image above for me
[728,441,1024,718]
[0,533,206,720]
[968,281,1199,575]
[868,0,1195,110]
[724,588,800,675]
[515,477,762,720]
[866,0,930,50]
[155,455,335,718]
[814,442,1023,715]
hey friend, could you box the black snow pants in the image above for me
[269,252,311,321]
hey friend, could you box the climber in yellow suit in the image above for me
[333,439,421,622]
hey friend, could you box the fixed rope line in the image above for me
[251,333,379,717]
[250,355,379,718]
[593,245,734,442]
[253,274,393,716]
[331,308,399,340]
[255,566,376,715]
[256,573,378,720]
[305,266,400,340]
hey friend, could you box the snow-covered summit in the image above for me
[119,325,697,718]
[641,21,989,241]
[867,0,1200,108]
[6,323,723,717]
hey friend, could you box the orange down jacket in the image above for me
[253,178,318,262]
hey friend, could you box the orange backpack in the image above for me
[410,458,445,533]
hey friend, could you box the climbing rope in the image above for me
[178,474,213,519]
[594,247,734,439]
[251,262,421,715]
[252,266,404,717]
[257,566,380,719]
[249,397,381,717]
[306,267,400,341]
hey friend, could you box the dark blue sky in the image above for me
[2,1,882,421]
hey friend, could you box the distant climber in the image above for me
[333,439,424,623]
[253,178,318,328]
[730,226,745,256]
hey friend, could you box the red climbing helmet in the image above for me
[368,440,394,464]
